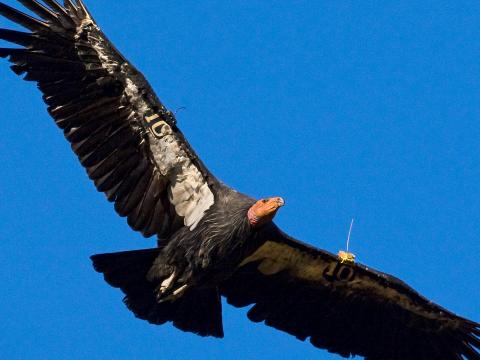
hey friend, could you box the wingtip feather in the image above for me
[17,0,59,23]
[42,0,75,27]
[0,2,50,32]
[474,327,480,337]
[0,47,21,58]
[462,342,480,360]
[0,28,29,45]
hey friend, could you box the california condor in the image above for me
[0,1,478,359]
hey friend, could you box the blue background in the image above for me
[0,1,479,359]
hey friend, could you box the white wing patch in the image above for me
[145,113,214,230]
[143,116,214,229]
[78,23,214,230]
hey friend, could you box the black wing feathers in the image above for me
[0,2,49,31]
[17,0,60,24]
[221,227,480,359]
[42,0,75,27]
[0,0,186,239]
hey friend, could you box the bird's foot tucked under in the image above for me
[156,272,176,300]
[160,272,175,290]
[156,271,189,303]
[157,284,189,303]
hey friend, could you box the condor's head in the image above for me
[247,197,285,228]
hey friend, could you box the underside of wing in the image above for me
[220,225,480,360]
[0,0,216,240]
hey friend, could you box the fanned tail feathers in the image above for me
[91,248,224,338]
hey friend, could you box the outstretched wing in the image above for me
[0,0,216,239]
[220,225,480,360]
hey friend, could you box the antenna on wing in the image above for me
[346,218,354,253]
[175,106,187,115]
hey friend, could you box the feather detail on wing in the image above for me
[0,0,215,239]
[220,225,480,360]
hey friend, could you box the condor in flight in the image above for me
[0,1,478,359]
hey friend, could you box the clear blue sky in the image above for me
[1,1,479,359]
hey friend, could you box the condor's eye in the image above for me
[262,199,269,203]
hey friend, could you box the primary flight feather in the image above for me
[0,1,478,359]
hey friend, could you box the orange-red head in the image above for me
[247,197,285,227]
